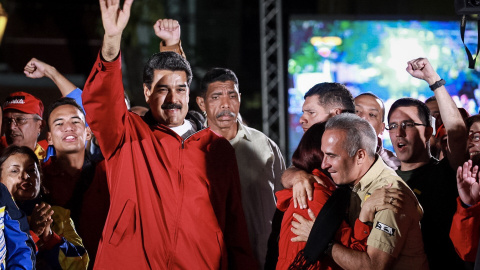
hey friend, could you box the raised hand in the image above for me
[406,57,441,85]
[100,0,134,38]
[30,203,54,236]
[100,0,134,61]
[24,58,49,79]
[154,19,181,46]
[457,160,480,206]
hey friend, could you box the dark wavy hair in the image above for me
[291,122,326,173]
[304,83,355,114]
[467,114,480,130]
[46,97,85,131]
[143,51,192,88]
[199,68,239,98]
[0,145,42,179]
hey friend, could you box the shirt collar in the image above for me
[234,120,251,142]
[353,155,383,192]
[204,119,249,142]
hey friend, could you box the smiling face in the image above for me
[47,104,91,155]
[354,95,385,136]
[468,121,480,159]
[299,95,330,132]
[197,80,240,131]
[144,69,189,127]
[388,106,432,166]
[3,110,43,150]
[321,129,360,185]
[1,153,40,201]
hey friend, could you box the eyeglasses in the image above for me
[386,121,427,132]
[469,131,480,142]
[3,116,40,126]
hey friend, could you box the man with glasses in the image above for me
[1,92,47,161]
[387,57,467,269]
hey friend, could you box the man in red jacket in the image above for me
[81,0,256,269]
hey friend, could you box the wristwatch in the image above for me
[429,79,446,91]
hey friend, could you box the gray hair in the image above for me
[325,113,377,157]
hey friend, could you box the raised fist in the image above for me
[154,19,181,46]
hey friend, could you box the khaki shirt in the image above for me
[350,156,428,270]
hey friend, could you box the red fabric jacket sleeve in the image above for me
[450,197,480,262]
[82,53,127,160]
[334,219,371,252]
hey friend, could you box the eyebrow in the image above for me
[53,116,84,123]
[157,84,187,88]
[356,104,379,112]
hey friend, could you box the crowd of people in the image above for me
[1,0,480,269]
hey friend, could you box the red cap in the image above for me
[3,92,44,118]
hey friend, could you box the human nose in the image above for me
[394,124,406,137]
[299,113,307,124]
[321,157,330,170]
[165,90,178,103]
[220,96,230,109]
[7,118,18,129]
[63,122,75,131]
[21,171,30,180]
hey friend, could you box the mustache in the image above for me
[161,103,182,110]
[216,110,236,119]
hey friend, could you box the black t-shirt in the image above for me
[397,158,465,269]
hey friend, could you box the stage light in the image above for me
[0,3,7,45]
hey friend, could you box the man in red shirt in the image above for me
[81,0,255,269]
[41,97,109,267]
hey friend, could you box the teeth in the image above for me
[21,182,32,189]
[65,136,75,140]
[470,152,480,157]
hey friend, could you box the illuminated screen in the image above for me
[288,18,480,159]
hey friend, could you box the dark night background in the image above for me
[0,0,456,152]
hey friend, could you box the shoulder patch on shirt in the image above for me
[375,221,395,236]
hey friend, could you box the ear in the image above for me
[356,149,367,165]
[47,132,53,145]
[85,126,93,141]
[380,122,386,132]
[424,126,433,141]
[196,96,206,112]
[238,92,242,103]
[37,120,45,137]
[143,83,152,103]
[331,108,343,116]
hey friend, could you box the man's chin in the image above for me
[8,139,26,147]
[61,147,84,155]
